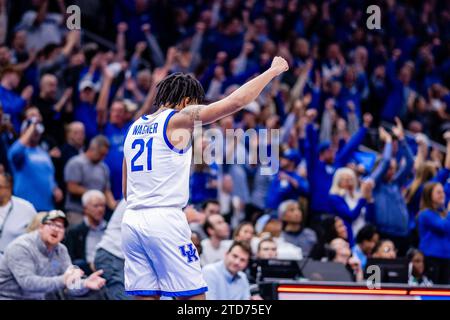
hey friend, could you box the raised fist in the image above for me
[270,56,289,75]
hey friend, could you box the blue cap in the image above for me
[318,141,331,153]
[281,149,301,166]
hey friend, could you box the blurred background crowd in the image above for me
[0,0,450,299]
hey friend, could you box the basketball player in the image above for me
[122,56,289,300]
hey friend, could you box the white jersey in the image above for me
[123,109,192,210]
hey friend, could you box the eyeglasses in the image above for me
[383,247,396,253]
[44,222,65,231]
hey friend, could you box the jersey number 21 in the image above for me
[131,138,153,172]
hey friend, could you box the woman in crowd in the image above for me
[372,240,397,259]
[233,221,256,244]
[407,248,433,287]
[328,167,375,246]
[328,238,364,282]
[417,182,450,284]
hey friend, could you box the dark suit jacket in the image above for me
[63,221,91,275]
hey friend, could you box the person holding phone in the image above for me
[8,115,63,211]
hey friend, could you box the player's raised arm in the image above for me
[171,56,289,128]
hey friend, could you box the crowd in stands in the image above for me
[0,0,450,299]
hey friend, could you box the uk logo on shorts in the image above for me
[179,244,199,263]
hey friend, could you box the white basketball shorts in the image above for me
[121,207,208,297]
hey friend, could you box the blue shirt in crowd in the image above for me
[352,245,368,270]
[418,209,450,260]
[202,261,250,300]
[74,102,98,142]
[406,169,450,232]
[381,59,413,122]
[265,170,309,211]
[305,123,367,214]
[328,195,375,246]
[8,141,56,211]
[189,163,219,205]
[103,121,132,200]
[369,140,413,237]
[0,85,27,133]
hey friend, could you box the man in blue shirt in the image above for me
[304,109,372,219]
[382,55,415,122]
[202,241,251,300]
[352,224,379,271]
[103,100,132,200]
[190,163,219,205]
[265,149,309,213]
[74,79,100,143]
[369,120,414,256]
[0,66,32,133]
[8,117,63,211]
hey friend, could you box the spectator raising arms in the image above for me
[369,119,414,256]
[328,168,375,246]
[304,109,371,220]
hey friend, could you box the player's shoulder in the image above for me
[129,116,145,128]
[124,117,144,141]
[130,110,173,129]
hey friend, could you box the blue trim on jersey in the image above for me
[161,287,208,297]
[126,287,208,297]
[126,290,162,296]
[123,121,133,141]
[163,110,191,154]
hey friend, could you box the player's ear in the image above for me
[181,97,191,108]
